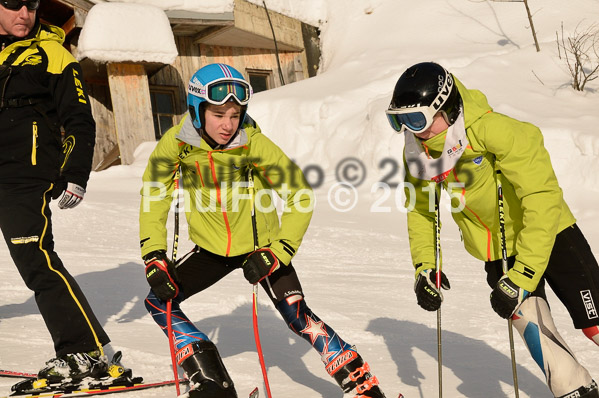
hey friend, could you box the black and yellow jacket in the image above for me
[0,22,95,188]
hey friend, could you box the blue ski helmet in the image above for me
[187,63,253,129]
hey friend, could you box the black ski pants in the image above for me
[0,183,109,357]
[486,223,599,329]
[175,246,303,303]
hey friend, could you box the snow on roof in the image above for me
[90,0,322,27]
[90,0,234,14]
[77,3,178,64]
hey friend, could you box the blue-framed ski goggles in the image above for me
[386,105,437,134]
[0,0,39,11]
[188,77,253,106]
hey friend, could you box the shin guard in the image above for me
[275,295,385,396]
[512,297,593,397]
[275,294,353,362]
[144,291,209,351]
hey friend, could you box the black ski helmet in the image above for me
[387,62,462,132]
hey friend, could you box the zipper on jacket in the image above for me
[0,67,11,108]
[208,151,232,256]
[31,121,38,165]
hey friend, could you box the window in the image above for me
[150,89,176,139]
[247,70,272,94]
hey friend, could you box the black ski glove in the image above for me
[144,250,179,301]
[242,248,280,284]
[51,178,67,199]
[490,275,530,319]
[414,268,450,311]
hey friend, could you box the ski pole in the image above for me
[434,184,443,398]
[496,169,520,398]
[253,285,272,398]
[168,166,182,396]
[166,301,179,396]
[248,169,273,398]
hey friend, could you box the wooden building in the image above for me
[39,0,320,169]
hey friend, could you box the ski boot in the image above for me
[177,340,237,398]
[11,349,110,394]
[558,380,599,398]
[326,348,386,397]
[37,348,109,383]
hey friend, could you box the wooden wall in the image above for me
[198,44,307,88]
[107,63,156,166]
[89,37,310,169]
[88,82,118,170]
[148,36,202,126]
[149,37,309,121]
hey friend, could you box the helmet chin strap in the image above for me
[192,103,218,149]
[198,128,218,149]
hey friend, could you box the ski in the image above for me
[1,378,188,398]
[0,372,36,380]
[0,371,258,398]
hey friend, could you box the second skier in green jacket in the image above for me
[386,61,599,398]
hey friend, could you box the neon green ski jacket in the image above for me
[404,78,575,292]
[139,114,313,265]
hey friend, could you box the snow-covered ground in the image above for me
[2,0,599,397]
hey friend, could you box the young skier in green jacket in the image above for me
[386,61,599,398]
[139,63,386,398]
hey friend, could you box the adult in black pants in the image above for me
[0,0,109,383]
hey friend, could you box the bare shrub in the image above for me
[556,22,599,91]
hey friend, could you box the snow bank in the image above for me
[246,0,325,26]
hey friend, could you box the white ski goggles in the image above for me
[386,105,438,134]
[188,77,253,106]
